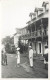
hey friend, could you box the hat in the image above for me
[17,47,20,50]
[29,46,31,48]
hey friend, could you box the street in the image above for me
[1,53,48,78]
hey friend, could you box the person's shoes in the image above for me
[31,67,35,71]
[6,63,8,65]
[30,66,33,68]
[3,63,5,66]
[31,67,33,68]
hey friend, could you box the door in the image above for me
[39,43,41,54]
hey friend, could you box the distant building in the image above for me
[13,29,21,47]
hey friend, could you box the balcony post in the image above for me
[34,22,37,56]
[41,19,44,55]
[30,25,32,46]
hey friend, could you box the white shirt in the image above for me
[29,49,33,58]
[45,48,48,54]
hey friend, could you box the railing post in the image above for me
[34,22,37,56]
[41,19,44,55]
[30,25,32,46]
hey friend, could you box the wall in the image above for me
[42,41,47,54]
[36,41,42,54]
[14,34,20,47]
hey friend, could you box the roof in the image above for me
[13,33,17,36]
[26,9,49,25]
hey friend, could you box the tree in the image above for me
[2,36,15,53]
[5,43,11,53]
[2,36,14,45]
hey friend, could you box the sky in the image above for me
[0,0,49,39]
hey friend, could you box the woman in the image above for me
[16,47,20,67]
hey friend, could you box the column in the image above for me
[41,19,44,55]
[34,22,37,55]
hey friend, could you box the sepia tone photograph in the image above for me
[0,0,49,78]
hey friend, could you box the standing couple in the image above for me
[16,46,34,68]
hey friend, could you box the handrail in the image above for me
[21,29,48,38]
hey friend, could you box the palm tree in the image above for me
[42,1,49,11]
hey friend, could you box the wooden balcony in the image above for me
[43,29,48,36]
[36,30,41,37]
[21,29,48,40]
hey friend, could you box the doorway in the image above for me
[39,43,41,54]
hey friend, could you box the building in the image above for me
[14,27,28,47]
[14,1,49,54]
[14,28,21,48]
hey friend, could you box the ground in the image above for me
[1,53,48,78]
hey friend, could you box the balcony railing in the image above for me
[44,29,48,36]
[31,31,36,37]
[21,29,48,39]
[36,30,41,37]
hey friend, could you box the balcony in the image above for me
[36,30,41,37]
[21,33,30,39]
[36,29,48,37]
[31,31,36,37]
[43,29,48,36]
[21,29,48,40]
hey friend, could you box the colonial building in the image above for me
[14,1,49,54]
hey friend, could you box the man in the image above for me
[29,46,34,68]
[16,47,20,67]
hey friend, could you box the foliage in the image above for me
[18,37,28,53]
[2,36,14,45]
[5,43,11,53]
[5,43,16,53]
[2,36,16,53]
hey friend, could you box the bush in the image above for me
[5,43,16,54]
[5,43,11,53]
[11,45,16,53]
